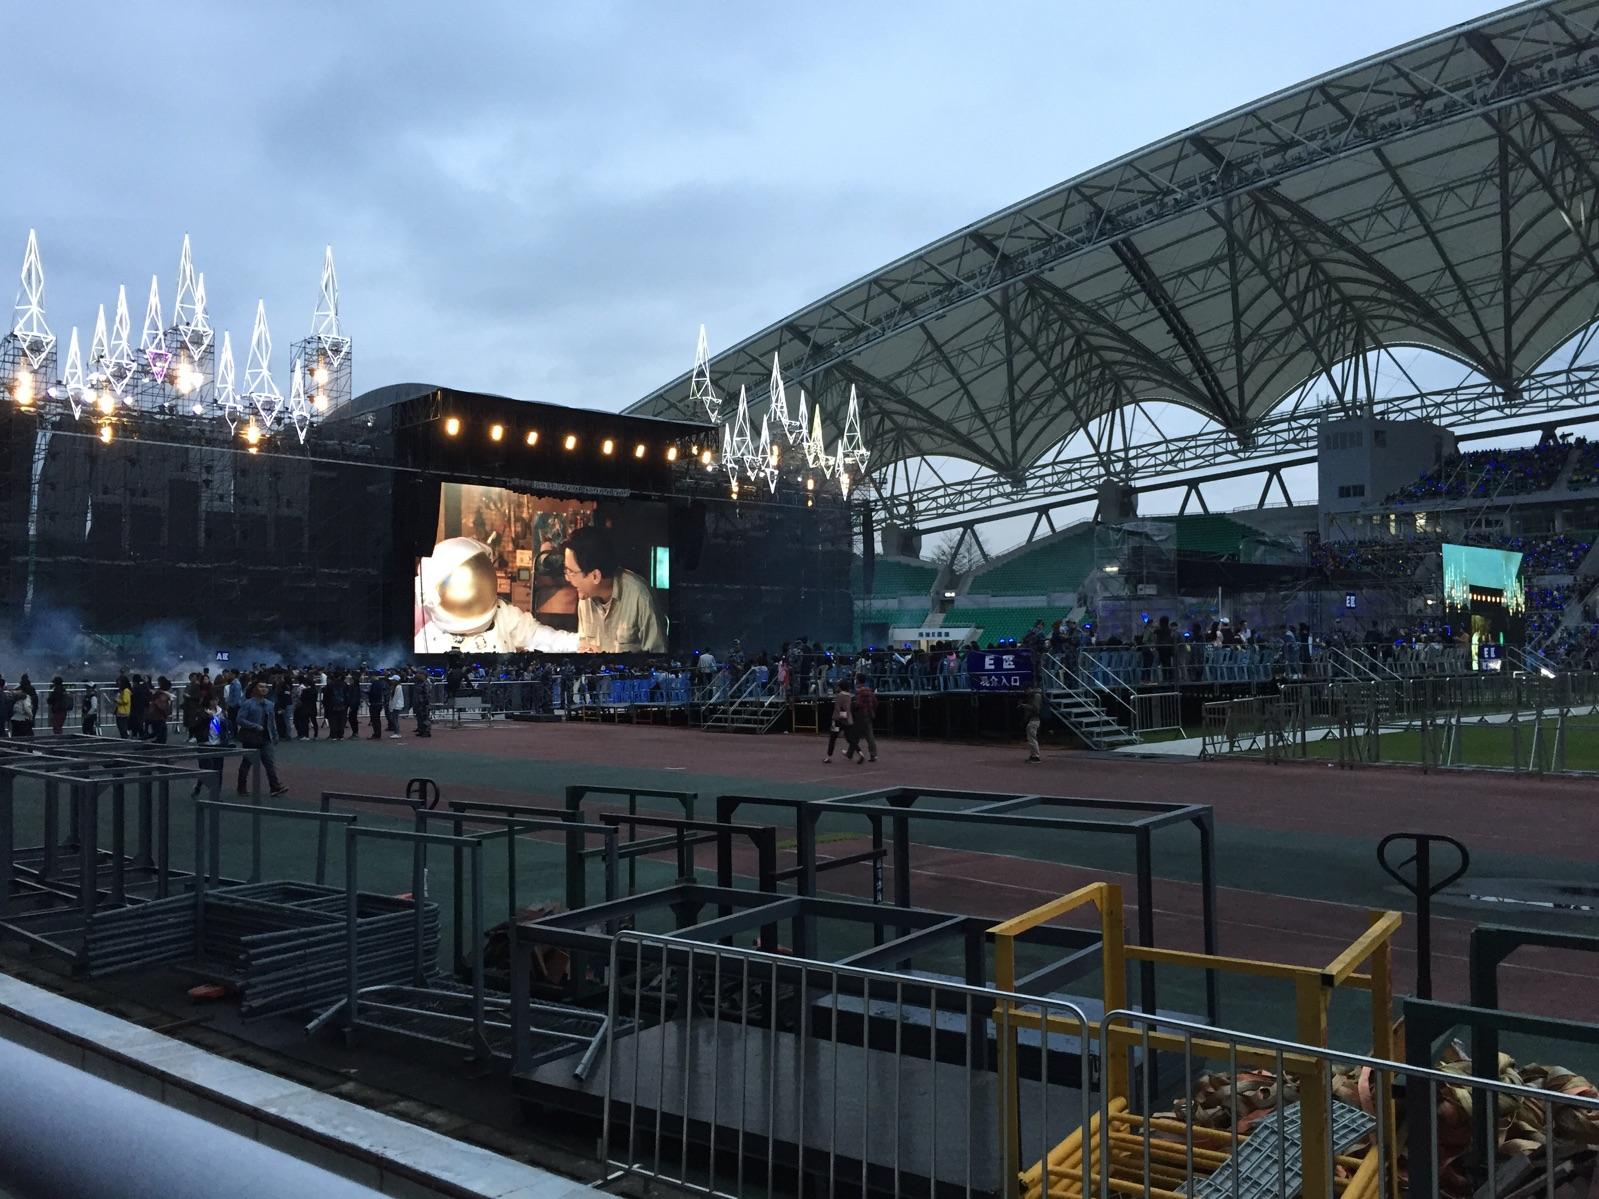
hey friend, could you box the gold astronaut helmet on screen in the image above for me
[419,536,501,636]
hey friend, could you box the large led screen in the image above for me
[414,483,669,653]
[1442,542,1525,613]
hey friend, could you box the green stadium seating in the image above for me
[1173,515,1253,556]
[965,529,1095,596]
[852,555,939,598]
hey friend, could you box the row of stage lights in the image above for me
[2,230,351,452]
[440,414,691,463]
[437,413,842,504]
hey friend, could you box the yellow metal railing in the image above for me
[990,883,1400,1199]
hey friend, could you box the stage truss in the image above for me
[628,0,1599,533]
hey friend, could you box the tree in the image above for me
[929,531,983,578]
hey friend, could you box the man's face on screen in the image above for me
[562,549,604,599]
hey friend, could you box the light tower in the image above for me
[216,331,242,431]
[767,353,803,445]
[2,229,58,405]
[244,300,283,427]
[687,324,720,422]
[290,245,352,420]
[103,285,138,400]
[167,235,215,415]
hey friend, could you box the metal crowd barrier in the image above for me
[1131,691,1184,736]
[1202,670,1599,774]
[594,929,1599,1199]
[597,929,1096,1199]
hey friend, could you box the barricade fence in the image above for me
[596,932,1599,1199]
[599,930,1096,1199]
[1202,670,1599,774]
[1131,691,1184,736]
[1080,644,1474,690]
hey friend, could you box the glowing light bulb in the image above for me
[633,443,645,459]
[805,476,815,491]
[564,434,577,451]
[699,449,713,466]
[191,402,204,415]
[666,446,678,462]
[313,394,328,412]
[98,423,113,444]
[601,438,614,456]
[15,369,33,407]
[444,416,461,437]
[313,364,329,386]
[525,430,539,447]
[490,423,504,442]
[244,420,261,446]
[97,392,116,415]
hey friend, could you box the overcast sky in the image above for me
[13,0,1501,421]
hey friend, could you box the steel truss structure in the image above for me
[628,0,1599,527]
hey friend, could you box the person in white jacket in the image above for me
[414,536,579,653]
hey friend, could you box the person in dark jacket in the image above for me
[324,676,347,740]
[129,675,151,739]
[344,673,361,742]
[273,678,293,740]
[80,681,99,736]
[1020,685,1043,763]
[412,675,432,737]
[46,677,70,735]
[366,674,387,740]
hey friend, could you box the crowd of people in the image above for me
[1386,438,1579,505]
[1568,441,1599,492]
[0,665,453,797]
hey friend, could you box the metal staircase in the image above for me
[1040,656,1139,750]
[701,670,789,733]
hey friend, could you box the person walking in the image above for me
[80,681,100,736]
[114,674,133,738]
[367,674,387,740]
[148,677,174,745]
[852,674,879,763]
[46,677,69,735]
[823,679,858,763]
[191,699,226,799]
[235,681,288,796]
[1020,685,1043,763]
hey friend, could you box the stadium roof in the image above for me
[629,0,1599,496]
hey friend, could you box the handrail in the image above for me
[1041,654,1138,738]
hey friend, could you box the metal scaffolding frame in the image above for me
[630,0,1599,528]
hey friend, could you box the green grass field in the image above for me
[1298,711,1599,771]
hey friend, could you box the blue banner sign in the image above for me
[966,649,1033,691]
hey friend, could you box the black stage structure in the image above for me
[0,384,855,655]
